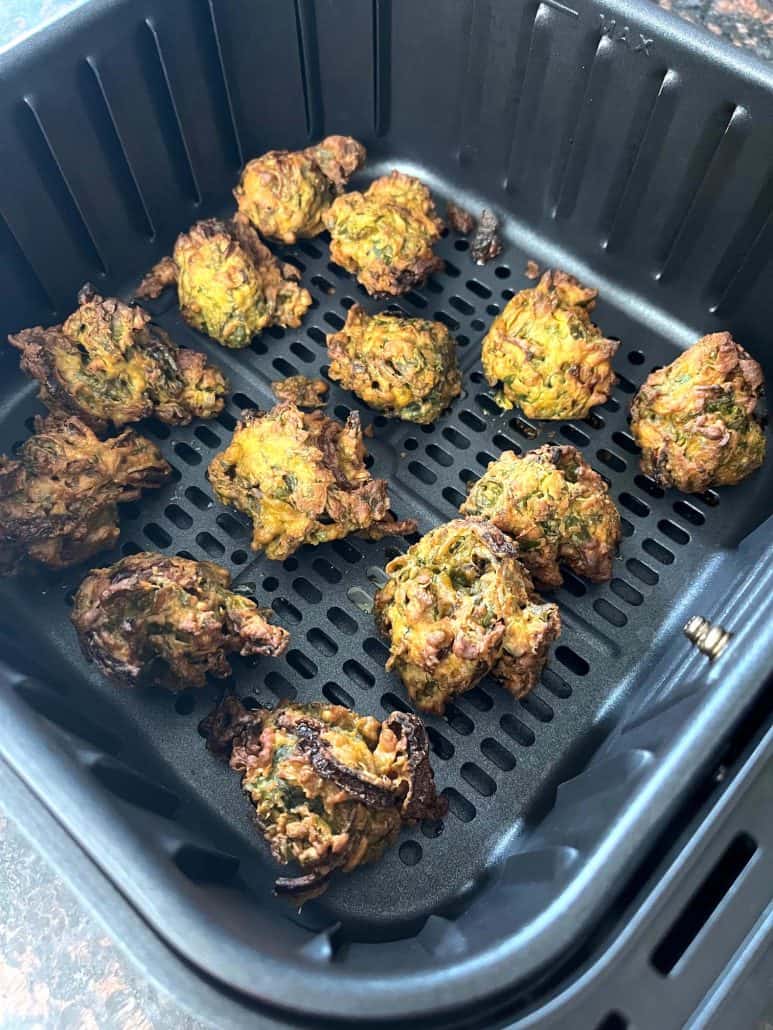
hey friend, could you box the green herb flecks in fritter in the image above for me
[461,445,621,589]
[9,285,227,432]
[327,304,461,423]
[0,416,170,575]
[481,270,619,418]
[137,216,311,348]
[630,332,766,493]
[374,518,560,714]
[208,402,416,560]
[201,696,446,901]
[72,552,288,691]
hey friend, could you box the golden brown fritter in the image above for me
[136,216,312,348]
[8,285,227,433]
[201,696,446,901]
[208,402,416,560]
[326,304,462,424]
[271,375,328,409]
[460,446,620,589]
[234,135,366,244]
[374,518,560,714]
[0,416,170,575]
[630,333,766,493]
[72,553,289,691]
[323,171,444,297]
[481,270,619,418]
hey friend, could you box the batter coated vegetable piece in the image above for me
[271,375,329,409]
[323,171,444,297]
[460,445,621,589]
[326,304,462,423]
[136,215,312,348]
[208,402,417,560]
[0,416,170,576]
[8,285,227,433]
[481,270,619,418]
[234,135,366,244]
[201,696,446,901]
[72,553,289,691]
[374,518,561,714]
[630,333,766,493]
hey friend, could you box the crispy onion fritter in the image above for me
[72,552,288,691]
[323,171,444,297]
[208,402,416,560]
[137,216,311,348]
[481,270,619,418]
[374,518,560,714]
[9,285,227,432]
[461,445,621,589]
[234,135,366,243]
[201,697,446,901]
[327,304,462,423]
[630,332,766,493]
[0,416,170,575]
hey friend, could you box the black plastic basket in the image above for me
[0,1,771,1026]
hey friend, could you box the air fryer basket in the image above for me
[0,0,771,1025]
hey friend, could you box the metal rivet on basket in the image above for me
[683,616,732,660]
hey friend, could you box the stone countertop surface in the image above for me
[0,2,771,1029]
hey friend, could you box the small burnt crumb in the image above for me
[446,201,475,235]
[363,423,375,438]
[471,209,503,265]
[525,259,540,280]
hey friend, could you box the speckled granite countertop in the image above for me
[0,2,771,1029]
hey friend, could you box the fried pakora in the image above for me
[460,445,620,589]
[208,402,416,560]
[481,270,619,418]
[374,518,561,714]
[0,416,170,575]
[8,286,227,433]
[136,216,312,348]
[326,304,462,423]
[201,696,446,901]
[72,553,289,691]
[323,171,444,297]
[271,375,328,409]
[234,135,366,244]
[630,333,766,492]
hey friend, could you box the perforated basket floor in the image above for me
[1,160,769,937]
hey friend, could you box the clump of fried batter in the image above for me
[201,696,446,901]
[326,304,462,423]
[72,553,289,691]
[208,402,416,560]
[323,171,444,297]
[234,135,366,244]
[271,375,328,409]
[460,446,620,589]
[136,215,312,348]
[0,416,170,575]
[374,518,561,714]
[482,270,619,418]
[8,285,227,433]
[630,333,766,493]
